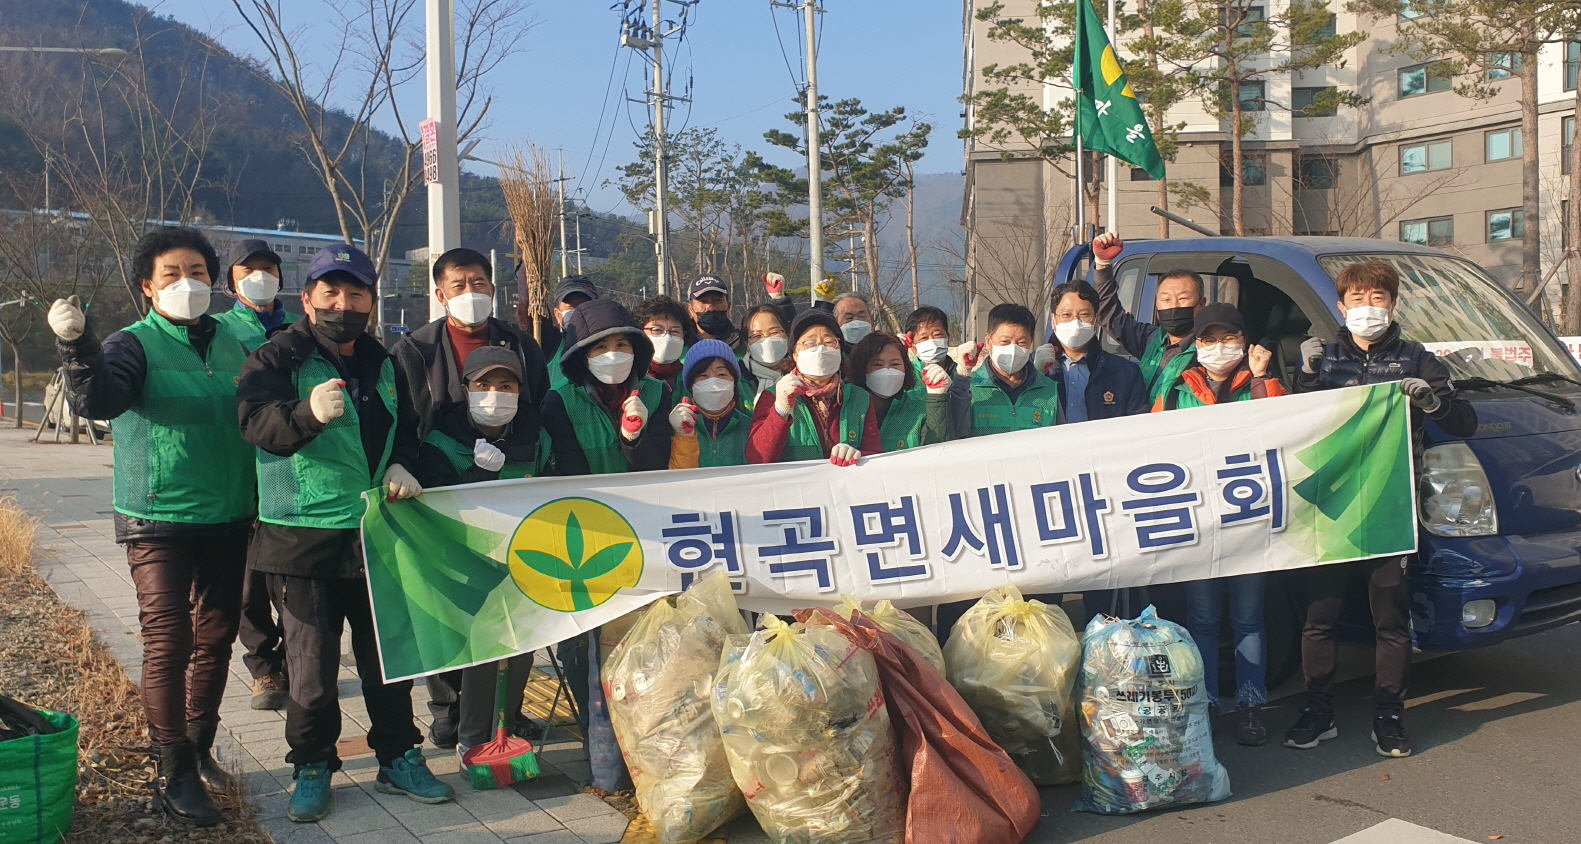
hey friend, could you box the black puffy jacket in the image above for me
[1294,324,1477,438]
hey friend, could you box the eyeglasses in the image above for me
[796,337,841,351]
[645,326,684,338]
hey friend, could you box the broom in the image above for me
[462,660,540,789]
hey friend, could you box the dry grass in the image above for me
[0,498,270,843]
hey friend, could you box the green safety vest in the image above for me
[256,353,398,529]
[694,408,752,468]
[877,389,934,451]
[422,429,536,480]
[554,377,665,474]
[1167,381,1251,410]
[113,313,256,524]
[548,345,568,390]
[1139,332,1196,403]
[968,365,1061,437]
[214,303,298,352]
[783,383,870,462]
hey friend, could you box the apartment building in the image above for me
[961,0,1578,312]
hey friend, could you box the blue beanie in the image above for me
[682,338,741,387]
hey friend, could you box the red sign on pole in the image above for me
[420,119,440,184]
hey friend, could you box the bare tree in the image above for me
[941,212,1072,317]
[1286,145,1474,238]
[227,0,534,285]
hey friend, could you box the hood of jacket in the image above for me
[560,298,652,389]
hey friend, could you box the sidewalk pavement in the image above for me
[0,426,635,844]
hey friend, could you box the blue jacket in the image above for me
[1044,344,1150,423]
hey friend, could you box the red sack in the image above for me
[796,607,1042,844]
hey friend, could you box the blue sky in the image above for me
[151,0,967,214]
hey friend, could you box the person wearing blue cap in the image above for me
[236,243,452,822]
[668,338,753,468]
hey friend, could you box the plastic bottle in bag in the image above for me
[835,596,945,673]
[603,573,750,844]
[713,615,905,844]
[1073,605,1232,815]
[942,584,1083,786]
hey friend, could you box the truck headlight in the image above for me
[1419,442,1498,537]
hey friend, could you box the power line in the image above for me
[576,28,627,190]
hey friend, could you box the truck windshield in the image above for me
[1318,252,1578,382]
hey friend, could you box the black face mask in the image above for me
[312,308,371,344]
[695,310,733,338]
[1156,307,1196,338]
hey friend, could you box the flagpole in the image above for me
[1105,0,1118,235]
[1073,2,1086,240]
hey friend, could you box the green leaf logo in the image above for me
[507,497,643,612]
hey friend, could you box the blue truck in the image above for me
[1054,234,1581,684]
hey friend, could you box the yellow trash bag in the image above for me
[603,572,750,844]
[713,615,905,844]
[836,596,945,673]
[943,584,1082,786]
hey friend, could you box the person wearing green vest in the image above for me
[212,238,300,715]
[848,332,953,450]
[668,338,753,468]
[633,294,694,391]
[411,345,538,764]
[966,303,1062,437]
[543,275,599,391]
[900,305,976,437]
[237,243,452,823]
[1089,232,1204,403]
[48,226,255,827]
[746,310,882,465]
[1151,303,1287,411]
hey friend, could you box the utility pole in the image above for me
[425,0,460,323]
[621,1,695,297]
[557,152,569,278]
[803,0,824,302]
[1105,0,1118,234]
[574,212,586,275]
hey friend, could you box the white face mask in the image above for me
[840,320,873,344]
[587,350,634,384]
[445,291,493,327]
[796,345,842,378]
[649,333,684,364]
[468,390,518,427]
[1054,319,1096,351]
[866,366,905,398]
[990,343,1029,374]
[1344,305,1392,341]
[691,376,736,412]
[913,337,949,363]
[154,278,212,322]
[236,270,280,305]
[750,336,788,365]
[1196,341,1245,374]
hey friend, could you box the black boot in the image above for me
[187,723,237,793]
[155,742,223,826]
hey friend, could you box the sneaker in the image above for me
[1235,703,1268,747]
[251,673,287,711]
[287,762,332,823]
[1284,707,1338,749]
[376,750,455,804]
[1372,713,1413,758]
[428,718,458,750]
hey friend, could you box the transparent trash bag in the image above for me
[603,573,750,843]
[836,596,944,673]
[942,584,1083,785]
[1073,605,1232,814]
[713,615,905,844]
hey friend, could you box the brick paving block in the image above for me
[531,793,618,824]
[560,811,630,844]
[316,785,405,838]
[260,815,338,844]
[502,831,584,844]
[253,788,291,820]
[330,828,422,844]
[417,823,511,844]
[387,799,478,835]
[476,806,566,839]
[509,774,579,802]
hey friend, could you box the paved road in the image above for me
[3,426,1574,844]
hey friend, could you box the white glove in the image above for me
[1300,337,1324,375]
[774,372,804,416]
[1399,377,1441,412]
[48,296,85,342]
[668,398,697,436]
[955,341,983,376]
[308,379,345,424]
[619,390,648,442]
[1032,342,1057,375]
[829,442,861,467]
[383,463,422,500]
[922,363,950,395]
[473,439,506,472]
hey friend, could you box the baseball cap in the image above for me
[305,243,377,288]
[554,275,598,305]
[689,276,728,300]
[462,345,524,383]
[228,238,282,268]
[1193,302,1246,337]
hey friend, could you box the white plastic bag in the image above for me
[836,596,944,673]
[1074,606,1232,814]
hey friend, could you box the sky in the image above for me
[147,0,968,215]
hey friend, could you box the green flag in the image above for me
[1074,0,1166,179]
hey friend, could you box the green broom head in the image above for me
[464,735,540,790]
